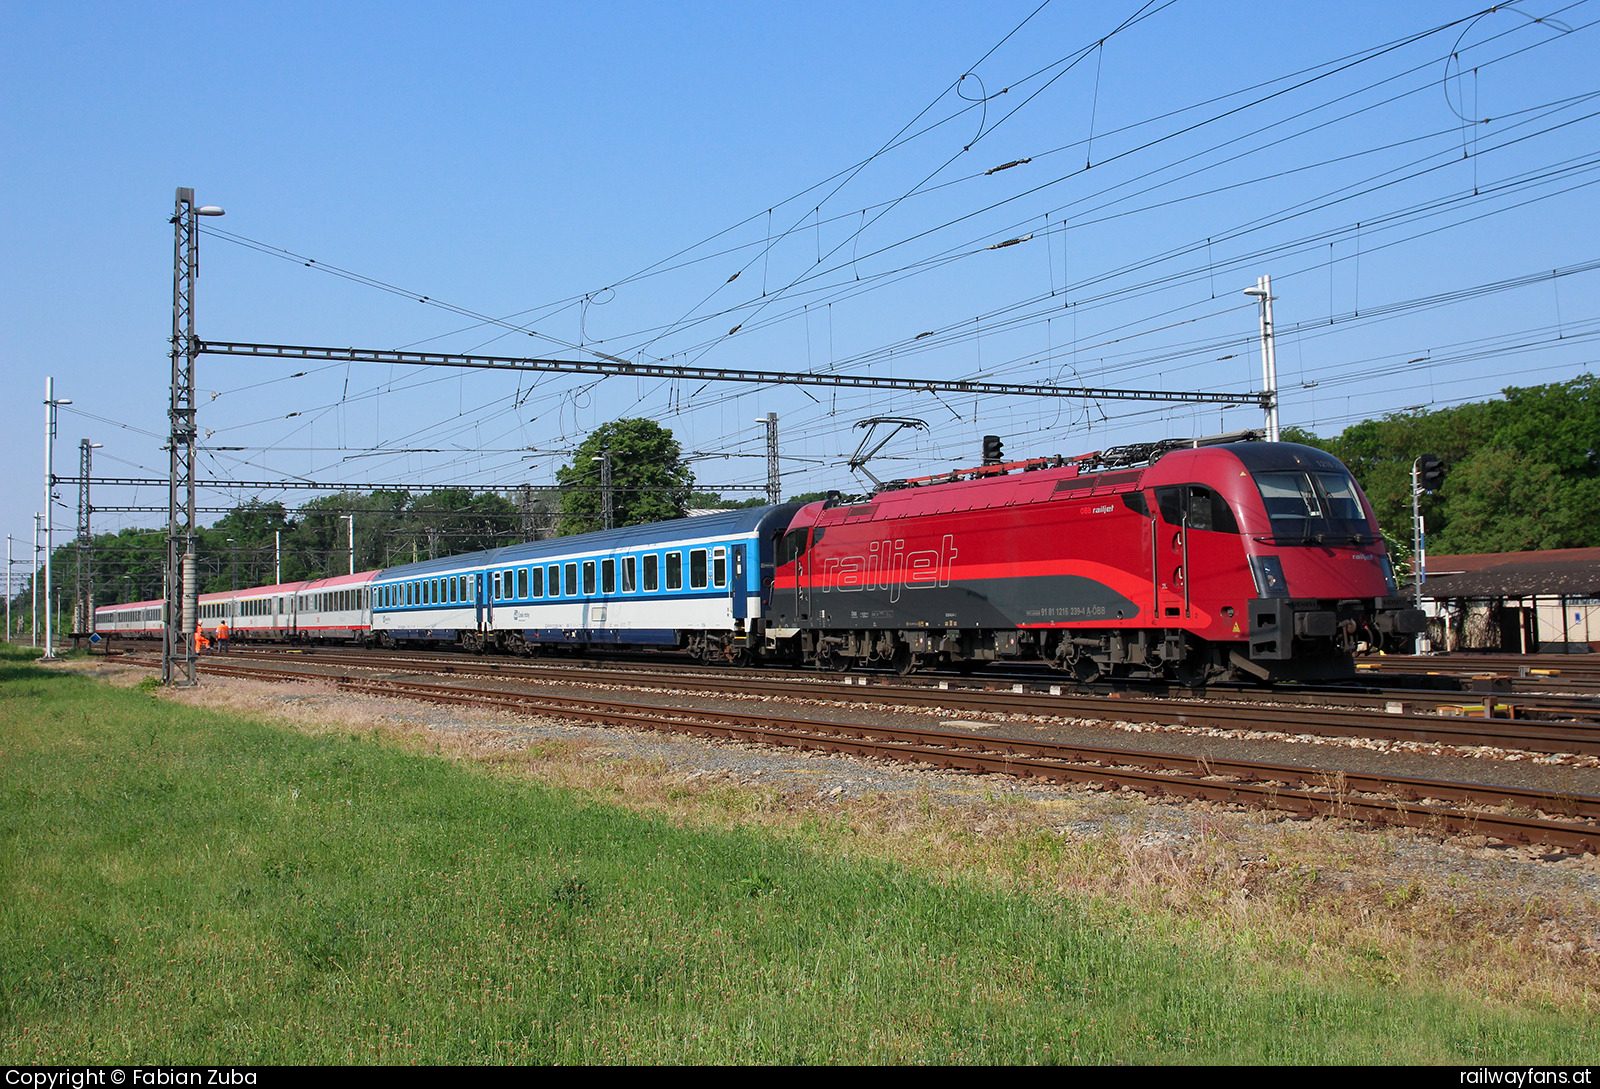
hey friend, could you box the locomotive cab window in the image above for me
[1154,485,1239,534]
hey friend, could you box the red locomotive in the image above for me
[765,437,1424,682]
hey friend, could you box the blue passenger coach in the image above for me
[371,503,802,661]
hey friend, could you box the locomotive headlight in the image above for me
[1249,555,1290,598]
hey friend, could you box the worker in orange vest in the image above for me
[194,629,210,654]
[216,621,231,654]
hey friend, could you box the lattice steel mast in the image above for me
[164,188,224,685]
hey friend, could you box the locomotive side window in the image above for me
[690,549,708,590]
[1153,485,1239,533]
[779,529,812,566]
[644,554,659,592]
[622,556,636,593]
[1187,486,1239,533]
[666,552,683,591]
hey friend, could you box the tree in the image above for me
[1288,374,1600,555]
[555,419,694,535]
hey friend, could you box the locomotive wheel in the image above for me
[891,643,917,677]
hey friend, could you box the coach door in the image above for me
[730,544,747,620]
[477,573,488,628]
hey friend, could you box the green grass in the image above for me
[0,644,1591,1064]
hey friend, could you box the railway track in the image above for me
[121,651,1600,854]
[165,646,1600,758]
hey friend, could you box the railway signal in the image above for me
[982,435,1004,465]
[1416,453,1444,492]
[1410,453,1444,654]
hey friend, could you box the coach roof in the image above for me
[377,502,802,583]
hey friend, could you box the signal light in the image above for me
[982,435,1004,465]
[1416,453,1444,492]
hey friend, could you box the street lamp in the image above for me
[1242,276,1280,443]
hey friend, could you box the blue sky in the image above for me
[3,0,1597,579]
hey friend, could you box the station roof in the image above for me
[1423,548,1600,599]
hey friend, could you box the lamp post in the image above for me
[42,378,72,660]
[345,514,355,574]
[225,538,237,591]
[1242,276,1280,443]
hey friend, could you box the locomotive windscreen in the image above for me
[1252,469,1374,544]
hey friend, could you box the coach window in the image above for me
[582,561,596,595]
[622,556,636,593]
[493,572,502,601]
[690,549,708,590]
[643,554,659,592]
[712,547,727,588]
[461,575,470,601]
[531,566,544,598]
[666,551,683,591]
[565,563,579,597]
[548,565,561,597]
[601,558,615,594]
[517,568,528,599]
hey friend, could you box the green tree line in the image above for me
[1286,374,1600,555]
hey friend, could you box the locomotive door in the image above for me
[1152,488,1189,620]
[778,510,820,626]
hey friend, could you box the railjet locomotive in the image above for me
[97,437,1423,683]
[766,437,1423,682]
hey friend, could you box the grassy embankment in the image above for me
[0,643,1592,1063]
